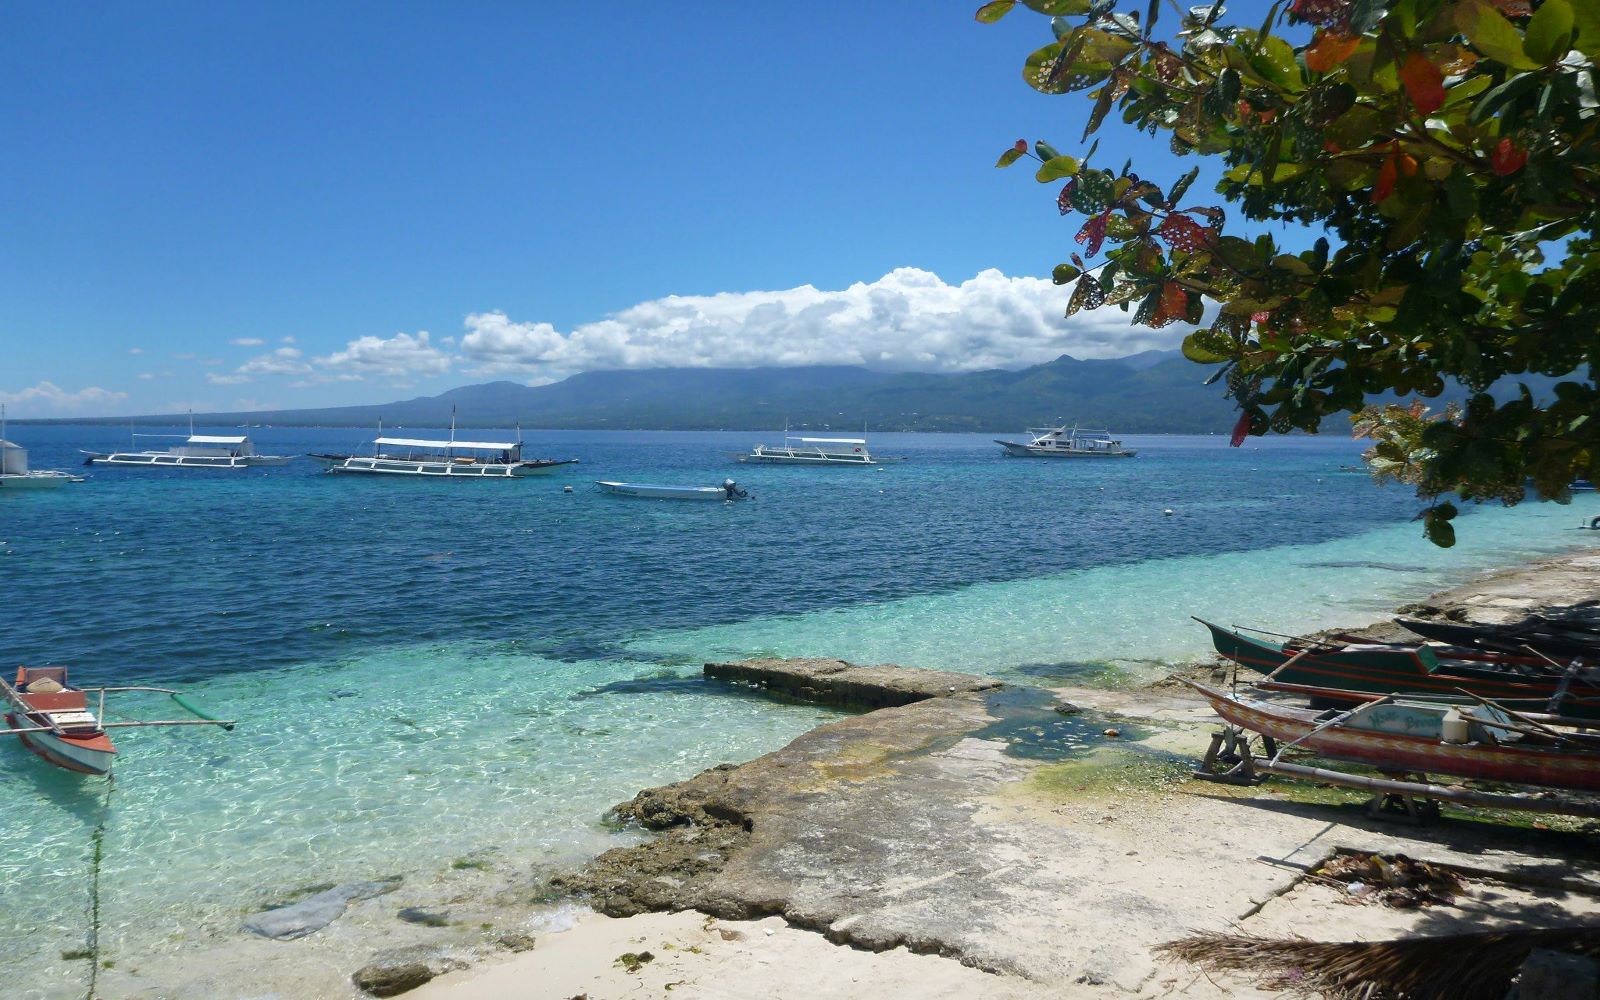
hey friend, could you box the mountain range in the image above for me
[34,348,1578,433]
[49,349,1248,432]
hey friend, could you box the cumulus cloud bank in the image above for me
[458,267,1184,378]
[314,331,451,378]
[0,381,128,416]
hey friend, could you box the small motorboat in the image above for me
[995,424,1136,458]
[2,666,234,776]
[596,479,751,501]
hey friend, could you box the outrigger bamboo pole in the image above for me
[1257,760,1600,818]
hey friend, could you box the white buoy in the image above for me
[563,485,573,493]
[1163,508,1174,516]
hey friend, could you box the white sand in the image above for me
[409,910,1045,1000]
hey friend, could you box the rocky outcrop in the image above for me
[704,657,1003,710]
[242,877,402,940]
[352,960,435,997]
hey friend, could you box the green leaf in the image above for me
[1573,1,1600,57]
[1182,330,1234,364]
[1021,0,1090,13]
[975,0,1016,23]
[1455,0,1542,71]
[1052,263,1082,284]
[1524,0,1574,65]
[996,148,1026,168]
[1035,140,1062,161]
[1034,155,1081,181]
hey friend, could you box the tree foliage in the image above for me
[982,0,1600,544]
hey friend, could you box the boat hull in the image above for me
[311,455,578,477]
[1199,619,1600,720]
[0,472,77,489]
[995,440,1137,458]
[84,452,261,469]
[596,481,743,500]
[5,712,115,775]
[1190,684,1600,792]
[736,452,876,465]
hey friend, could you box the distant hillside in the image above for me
[33,348,1584,432]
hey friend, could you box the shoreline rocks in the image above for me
[704,657,1003,710]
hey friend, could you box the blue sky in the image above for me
[1,2,1285,416]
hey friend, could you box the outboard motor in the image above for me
[723,478,748,500]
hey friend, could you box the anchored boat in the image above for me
[84,414,291,469]
[1,406,82,489]
[2,666,234,776]
[597,479,751,501]
[995,425,1136,458]
[310,416,577,478]
[735,423,891,465]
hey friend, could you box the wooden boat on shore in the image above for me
[1396,616,1600,662]
[2,666,235,776]
[1196,619,1600,720]
[1186,681,1600,793]
[596,480,751,501]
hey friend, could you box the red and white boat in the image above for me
[3,667,117,774]
[1186,681,1600,793]
[2,666,235,776]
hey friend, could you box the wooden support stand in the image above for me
[1193,726,1276,785]
[1364,773,1443,824]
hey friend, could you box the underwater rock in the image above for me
[242,877,402,940]
[352,960,435,997]
[397,906,450,927]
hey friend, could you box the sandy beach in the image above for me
[372,549,1600,1000]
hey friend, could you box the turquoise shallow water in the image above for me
[1,425,1595,994]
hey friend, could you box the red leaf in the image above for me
[1156,213,1214,253]
[1057,180,1076,216]
[1014,139,1028,153]
[1230,411,1251,448]
[1151,282,1189,328]
[1489,137,1528,176]
[1372,155,1398,203]
[1074,210,1112,257]
[1305,32,1360,73]
[1251,309,1273,325]
[1399,54,1445,115]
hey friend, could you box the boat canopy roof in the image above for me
[796,437,866,444]
[188,435,248,445]
[375,436,517,450]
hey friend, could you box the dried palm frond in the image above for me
[1158,926,1600,1000]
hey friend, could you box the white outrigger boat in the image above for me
[735,424,893,465]
[1,405,83,489]
[995,425,1137,458]
[2,666,234,776]
[84,414,292,469]
[310,416,578,478]
[597,479,751,501]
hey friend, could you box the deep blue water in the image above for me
[5,425,1422,686]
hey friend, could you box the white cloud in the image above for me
[172,352,197,360]
[129,347,144,355]
[231,337,265,347]
[206,372,251,385]
[238,347,311,377]
[0,381,128,416]
[457,267,1188,378]
[281,335,296,344]
[138,372,155,380]
[314,331,451,379]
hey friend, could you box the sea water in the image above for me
[0,426,1595,994]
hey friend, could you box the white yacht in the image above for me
[995,425,1137,458]
[735,424,892,465]
[84,414,292,469]
[0,407,82,489]
[310,418,577,478]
